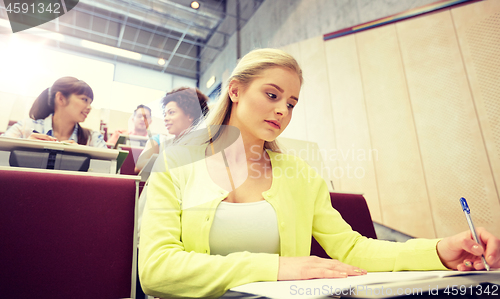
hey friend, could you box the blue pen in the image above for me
[459,197,490,271]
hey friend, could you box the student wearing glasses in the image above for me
[107,104,153,146]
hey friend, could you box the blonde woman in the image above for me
[139,49,500,298]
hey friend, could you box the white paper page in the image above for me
[231,271,500,299]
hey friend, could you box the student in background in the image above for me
[107,104,152,146]
[133,87,209,299]
[134,87,209,173]
[2,76,106,148]
[138,48,500,299]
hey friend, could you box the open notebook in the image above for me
[231,270,500,298]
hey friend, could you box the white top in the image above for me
[209,200,280,256]
[2,114,107,148]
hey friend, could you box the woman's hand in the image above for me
[28,133,57,142]
[278,256,367,280]
[437,227,500,271]
[60,140,78,145]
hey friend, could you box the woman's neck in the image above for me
[52,113,76,141]
[212,126,267,164]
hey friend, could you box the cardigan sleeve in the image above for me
[138,150,279,299]
[2,120,31,138]
[311,178,448,272]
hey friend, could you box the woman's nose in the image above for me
[275,101,288,117]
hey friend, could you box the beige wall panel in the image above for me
[324,35,381,222]
[0,91,17,131]
[148,116,169,136]
[107,110,132,134]
[397,10,500,237]
[299,36,339,191]
[280,42,308,142]
[452,1,500,220]
[8,95,33,123]
[81,108,101,132]
[356,25,435,238]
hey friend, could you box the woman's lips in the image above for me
[265,120,281,129]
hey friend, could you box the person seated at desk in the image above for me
[2,77,106,148]
[134,87,209,173]
[138,48,500,299]
[107,104,153,147]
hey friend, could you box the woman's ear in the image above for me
[228,80,241,103]
[54,91,68,107]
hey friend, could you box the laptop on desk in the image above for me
[114,134,149,149]
[0,136,128,174]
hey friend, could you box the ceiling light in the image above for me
[206,75,216,89]
[80,40,142,60]
[158,58,166,66]
[190,1,200,9]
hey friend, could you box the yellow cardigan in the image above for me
[139,145,447,298]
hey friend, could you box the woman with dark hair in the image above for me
[134,87,209,172]
[108,104,153,146]
[2,76,106,148]
[133,87,210,299]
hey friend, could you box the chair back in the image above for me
[311,192,377,258]
[0,169,136,299]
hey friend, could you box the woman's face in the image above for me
[57,93,93,123]
[228,67,300,142]
[164,101,193,136]
[133,108,152,131]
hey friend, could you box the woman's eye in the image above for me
[287,103,295,109]
[267,92,277,99]
[81,97,91,103]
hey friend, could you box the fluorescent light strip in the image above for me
[80,40,142,60]
[0,19,143,61]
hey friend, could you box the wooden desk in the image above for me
[0,167,140,299]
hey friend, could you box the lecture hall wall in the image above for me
[282,0,500,239]
[200,0,500,239]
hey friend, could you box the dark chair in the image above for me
[0,168,138,299]
[311,192,377,258]
[118,145,144,175]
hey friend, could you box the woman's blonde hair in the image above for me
[206,48,303,151]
